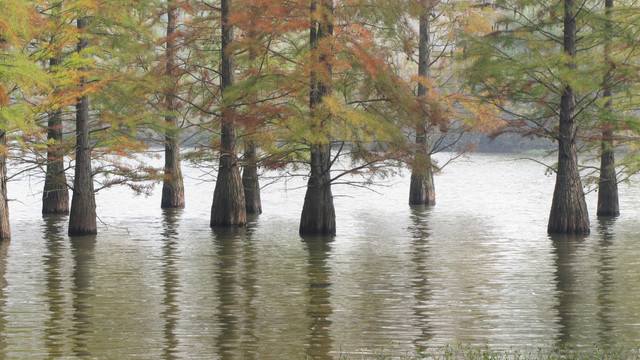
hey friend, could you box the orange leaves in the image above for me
[230,0,309,36]
[0,0,42,47]
[0,85,8,107]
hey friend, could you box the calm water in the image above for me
[3,153,640,358]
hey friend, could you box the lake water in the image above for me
[2,153,640,359]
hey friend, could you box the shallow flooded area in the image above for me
[3,153,640,358]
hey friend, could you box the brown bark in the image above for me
[597,131,619,217]
[211,0,246,227]
[597,0,619,217]
[42,105,69,214]
[0,132,10,241]
[300,144,335,235]
[161,2,185,209]
[300,0,336,236]
[242,142,261,214]
[409,2,435,206]
[69,17,97,236]
[547,0,590,234]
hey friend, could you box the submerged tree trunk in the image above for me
[42,107,69,214]
[161,2,185,209]
[597,0,619,217]
[548,0,589,234]
[300,0,336,236]
[0,132,9,241]
[69,17,97,236]
[242,142,261,214]
[409,2,435,206]
[43,106,69,214]
[211,0,246,227]
[300,144,335,235]
[598,129,619,216]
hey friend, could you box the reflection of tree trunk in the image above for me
[0,240,10,353]
[548,0,589,234]
[161,209,181,359]
[409,207,433,346]
[242,143,261,214]
[70,235,96,357]
[597,0,619,217]
[216,239,239,359]
[409,1,435,206]
[302,236,333,360]
[213,227,252,359]
[43,215,68,355]
[69,17,97,236]
[595,217,615,344]
[300,0,335,236]
[211,0,246,227]
[43,58,69,215]
[0,132,9,241]
[550,235,579,346]
[161,2,185,209]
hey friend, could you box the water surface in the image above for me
[3,153,640,358]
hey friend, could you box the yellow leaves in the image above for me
[455,94,504,133]
[73,0,101,13]
[462,12,493,36]
[0,0,41,47]
[458,2,495,36]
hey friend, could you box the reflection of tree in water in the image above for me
[595,217,615,345]
[42,215,70,356]
[551,234,581,346]
[213,223,258,360]
[0,240,9,355]
[70,235,96,357]
[302,236,333,360]
[552,220,619,348]
[160,209,181,360]
[408,206,433,349]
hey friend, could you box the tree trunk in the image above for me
[300,144,336,235]
[69,17,97,236]
[211,0,246,227]
[300,0,336,236]
[242,142,261,214]
[547,0,589,234]
[409,2,435,206]
[161,2,185,209]
[42,105,69,214]
[597,0,619,217]
[597,131,619,217]
[0,132,10,241]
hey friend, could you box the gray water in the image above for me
[3,153,640,359]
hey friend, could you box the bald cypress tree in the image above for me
[161,0,185,209]
[42,3,70,215]
[210,0,247,228]
[463,0,593,234]
[299,0,336,236]
[596,0,619,217]
[409,0,435,206]
[68,16,97,236]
